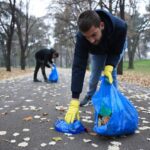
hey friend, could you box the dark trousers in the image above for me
[33,59,47,81]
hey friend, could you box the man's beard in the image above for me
[92,39,101,45]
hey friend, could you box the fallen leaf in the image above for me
[52,137,62,141]
[1,112,8,116]
[88,132,97,136]
[55,106,67,111]
[42,113,48,116]
[68,137,75,140]
[23,116,33,121]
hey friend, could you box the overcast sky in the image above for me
[29,0,51,17]
[28,0,149,17]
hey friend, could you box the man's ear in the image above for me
[99,22,104,30]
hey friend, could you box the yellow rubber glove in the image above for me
[104,65,113,84]
[64,99,80,124]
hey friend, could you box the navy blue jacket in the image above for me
[71,10,127,98]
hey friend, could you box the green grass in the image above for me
[123,59,150,74]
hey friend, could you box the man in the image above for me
[64,10,127,123]
[33,48,59,82]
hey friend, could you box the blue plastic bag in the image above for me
[48,65,58,82]
[54,119,85,134]
[92,77,138,136]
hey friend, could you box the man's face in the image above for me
[82,22,104,45]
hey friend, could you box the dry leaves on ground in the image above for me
[118,71,150,88]
[0,68,33,80]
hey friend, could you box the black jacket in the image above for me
[35,49,54,67]
[71,10,127,98]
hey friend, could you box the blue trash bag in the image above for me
[54,119,85,134]
[92,77,138,136]
[48,65,58,83]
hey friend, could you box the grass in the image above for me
[123,59,150,74]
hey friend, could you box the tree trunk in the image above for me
[6,40,12,71]
[128,52,134,69]
[117,0,125,75]
[2,0,16,71]
[20,49,26,70]
[6,54,11,71]
[127,38,135,69]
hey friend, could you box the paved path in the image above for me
[0,69,150,150]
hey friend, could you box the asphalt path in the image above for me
[0,68,150,150]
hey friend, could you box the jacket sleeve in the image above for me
[71,33,89,99]
[44,54,53,67]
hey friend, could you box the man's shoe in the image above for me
[80,95,92,107]
[44,79,51,83]
[33,79,42,82]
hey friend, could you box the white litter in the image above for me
[108,145,120,150]
[34,115,41,119]
[18,142,28,147]
[23,137,30,141]
[91,143,98,147]
[135,130,140,134]
[147,138,150,141]
[41,143,47,147]
[25,99,33,102]
[22,128,30,132]
[10,110,16,112]
[83,139,92,143]
[0,131,7,135]
[64,133,73,136]
[13,132,20,136]
[110,141,122,146]
[10,139,16,143]
[49,141,56,145]
[139,126,150,130]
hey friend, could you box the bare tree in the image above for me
[126,0,150,69]
[0,0,16,71]
[14,0,37,70]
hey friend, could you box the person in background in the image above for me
[64,9,127,123]
[33,48,59,82]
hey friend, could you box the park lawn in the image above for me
[123,59,150,74]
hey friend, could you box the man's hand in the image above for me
[64,99,80,124]
[104,65,113,84]
[45,64,50,68]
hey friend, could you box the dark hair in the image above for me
[50,48,59,58]
[53,52,59,58]
[77,10,101,33]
